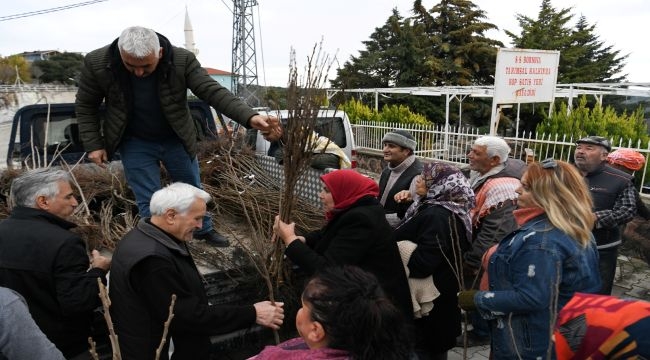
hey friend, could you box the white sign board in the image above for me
[493,48,560,104]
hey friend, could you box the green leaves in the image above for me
[32,52,84,84]
[537,96,648,147]
[341,98,428,125]
[0,54,31,84]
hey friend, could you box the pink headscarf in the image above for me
[320,170,379,221]
[607,148,645,172]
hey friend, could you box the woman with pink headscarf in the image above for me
[274,169,413,319]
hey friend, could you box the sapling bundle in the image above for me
[271,42,334,282]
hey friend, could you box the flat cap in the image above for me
[576,135,611,152]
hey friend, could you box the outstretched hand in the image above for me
[250,115,282,141]
[253,301,285,330]
[394,190,413,203]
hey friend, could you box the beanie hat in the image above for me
[382,130,417,151]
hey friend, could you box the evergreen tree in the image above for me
[332,0,503,89]
[32,52,84,84]
[567,16,627,83]
[331,9,423,89]
[411,0,502,86]
[505,0,627,83]
[331,0,502,125]
[503,0,629,132]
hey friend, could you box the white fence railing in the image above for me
[352,121,650,190]
[0,84,78,93]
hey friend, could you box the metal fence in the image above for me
[0,84,78,93]
[352,120,650,190]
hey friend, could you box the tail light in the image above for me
[350,149,358,169]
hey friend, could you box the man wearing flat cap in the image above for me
[575,135,637,295]
[378,129,423,227]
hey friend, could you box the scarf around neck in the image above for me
[512,206,545,226]
[380,155,416,205]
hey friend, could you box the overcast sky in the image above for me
[0,0,647,87]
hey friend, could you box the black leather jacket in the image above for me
[0,207,106,358]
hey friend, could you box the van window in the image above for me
[273,116,347,148]
[314,117,346,148]
[29,112,83,154]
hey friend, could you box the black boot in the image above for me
[195,229,230,247]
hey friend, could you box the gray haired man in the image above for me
[109,182,284,359]
[76,26,280,247]
[459,135,526,346]
[0,168,110,358]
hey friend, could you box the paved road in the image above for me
[0,122,13,168]
[448,254,650,359]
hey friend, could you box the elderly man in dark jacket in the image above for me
[0,168,111,358]
[75,26,278,247]
[109,182,284,360]
[459,135,526,346]
[575,135,637,295]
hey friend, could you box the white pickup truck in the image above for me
[2,102,361,357]
[249,108,358,169]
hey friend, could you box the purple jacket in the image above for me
[250,338,350,360]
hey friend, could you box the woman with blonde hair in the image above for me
[458,158,601,359]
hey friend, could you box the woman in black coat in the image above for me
[393,162,475,360]
[274,169,413,320]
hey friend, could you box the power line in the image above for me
[0,0,108,22]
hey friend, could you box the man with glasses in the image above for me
[574,135,637,295]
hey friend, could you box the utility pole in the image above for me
[231,0,259,106]
[14,65,24,87]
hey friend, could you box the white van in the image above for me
[251,108,357,168]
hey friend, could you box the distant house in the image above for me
[15,50,62,63]
[204,67,234,93]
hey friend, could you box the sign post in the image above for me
[490,48,560,135]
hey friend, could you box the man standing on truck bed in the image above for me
[75,26,279,247]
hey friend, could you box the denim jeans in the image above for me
[119,137,213,234]
[597,246,619,295]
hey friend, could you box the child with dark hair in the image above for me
[251,265,414,360]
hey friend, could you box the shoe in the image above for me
[195,230,230,247]
[455,330,490,347]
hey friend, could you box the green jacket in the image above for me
[75,33,257,159]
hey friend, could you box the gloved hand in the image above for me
[458,290,478,311]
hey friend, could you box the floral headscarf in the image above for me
[321,169,379,221]
[400,162,475,240]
